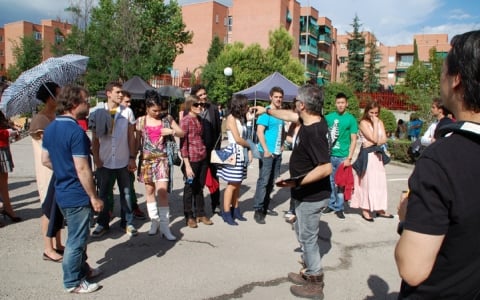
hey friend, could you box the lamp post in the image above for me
[224,67,233,101]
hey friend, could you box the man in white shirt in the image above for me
[90,82,138,237]
[420,98,451,146]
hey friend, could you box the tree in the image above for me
[346,14,365,92]
[7,36,43,80]
[200,28,305,105]
[395,47,444,121]
[62,0,193,92]
[207,35,224,63]
[363,38,382,92]
[413,39,419,64]
[323,82,360,119]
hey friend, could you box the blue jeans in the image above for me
[294,198,328,276]
[96,167,133,228]
[60,206,92,289]
[328,156,346,211]
[253,154,282,213]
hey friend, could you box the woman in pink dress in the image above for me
[350,101,393,221]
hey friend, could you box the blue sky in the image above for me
[0,0,479,46]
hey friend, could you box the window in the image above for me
[340,56,347,63]
[388,56,395,63]
[215,14,219,24]
[0,64,3,71]
[340,43,347,50]
[33,31,42,40]
[227,16,232,32]
[55,34,64,44]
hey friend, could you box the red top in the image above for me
[180,114,206,162]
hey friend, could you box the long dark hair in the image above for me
[228,94,248,122]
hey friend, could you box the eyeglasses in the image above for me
[192,102,205,108]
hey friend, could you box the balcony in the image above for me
[300,45,318,56]
[317,51,331,63]
[318,34,332,45]
[396,61,413,70]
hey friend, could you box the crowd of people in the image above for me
[1,29,479,298]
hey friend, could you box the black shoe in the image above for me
[322,207,334,214]
[254,210,266,224]
[335,210,345,220]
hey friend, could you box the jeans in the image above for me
[60,206,92,289]
[328,156,346,212]
[253,154,282,213]
[96,167,133,229]
[294,198,328,276]
[183,159,208,218]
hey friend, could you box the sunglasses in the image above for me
[192,102,205,108]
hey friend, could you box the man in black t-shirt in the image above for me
[395,30,480,299]
[254,84,332,299]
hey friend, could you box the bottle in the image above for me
[185,176,194,185]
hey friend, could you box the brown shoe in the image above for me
[196,216,213,225]
[187,218,198,228]
[288,272,307,285]
[290,273,324,299]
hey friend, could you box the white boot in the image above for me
[147,202,160,236]
[159,207,176,241]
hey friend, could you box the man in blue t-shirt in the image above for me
[323,93,358,219]
[42,85,103,294]
[252,86,285,224]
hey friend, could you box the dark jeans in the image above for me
[205,151,220,209]
[253,154,282,213]
[95,167,133,229]
[183,159,208,219]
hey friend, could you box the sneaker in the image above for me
[87,267,102,279]
[133,208,146,220]
[91,225,108,238]
[126,225,138,237]
[254,210,266,224]
[65,280,100,294]
[335,210,346,220]
[321,207,334,214]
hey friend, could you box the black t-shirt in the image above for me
[290,119,331,202]
[400,132,480,299]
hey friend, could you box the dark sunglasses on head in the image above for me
[193,102,205,108]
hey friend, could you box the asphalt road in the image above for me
[1,136,413,299]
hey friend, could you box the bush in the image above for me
[380,109,396,136]
[387,139,413,164]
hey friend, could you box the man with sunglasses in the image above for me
[190,85,222,215]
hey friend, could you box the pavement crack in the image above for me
[181,239,217,248]
[206,277,288,300]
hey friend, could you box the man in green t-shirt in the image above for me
[323,93,358,219]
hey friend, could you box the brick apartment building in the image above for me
[336,32,451,89]
[0,19,71,78]
[174,0,335,85]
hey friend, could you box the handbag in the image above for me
[210,135,236,166]
[164,117,182,166]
